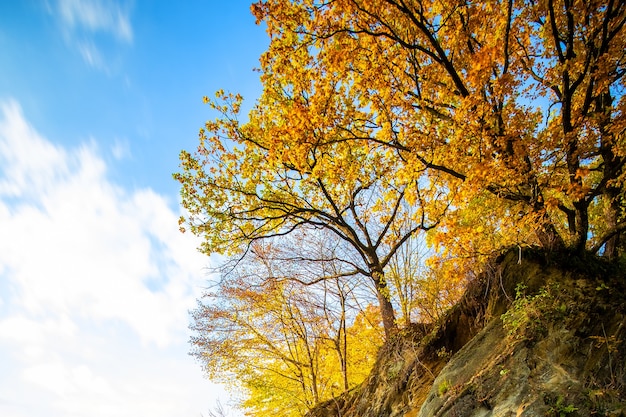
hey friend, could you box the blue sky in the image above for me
[0,1,267,416]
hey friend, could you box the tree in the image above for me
[189,238,382,417]
[191,266,329,416]
[246,0,626,259]
[176,87,448,336]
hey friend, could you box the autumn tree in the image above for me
[190,238,382,416]
[245,0,626,261]
[176,82,451,336]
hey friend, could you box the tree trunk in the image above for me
[535,212,565,252]
[573,200,590,254]
[600,90,623,260]
[371,269,397,338]
[603,186,621,260]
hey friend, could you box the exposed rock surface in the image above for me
[307,250,626,417]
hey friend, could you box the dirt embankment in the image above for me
[307,249,626,417]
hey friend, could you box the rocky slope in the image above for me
[307,249,626,417]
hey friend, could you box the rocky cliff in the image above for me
[307,249,626,417]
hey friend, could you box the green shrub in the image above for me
[501,283,564,342]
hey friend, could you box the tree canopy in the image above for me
[176,85,449,335]
[242,0,626,256]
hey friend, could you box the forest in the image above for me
[173,1,626,415]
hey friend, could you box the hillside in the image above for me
[307,249,626,417]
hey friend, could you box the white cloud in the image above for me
[0,101,69,199]
[77,39,106,68]
[57,0,133,43]
[0,99,193,346]
[0,99,238,417]
[111,138,131,160]
[51,0,133,70]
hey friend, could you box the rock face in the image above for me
[307,250,626,417]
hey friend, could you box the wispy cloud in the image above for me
[51,0,133,70]
[111,137,131,160]
[76,39,106,68]
[57,0,133,42]
[0,99,232,417]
